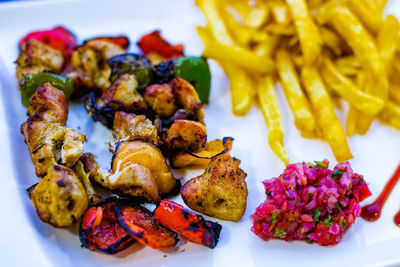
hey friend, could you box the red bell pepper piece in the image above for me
[153,200,222,248]
[116,200,178,249]
[88,36,130,50]
[137,30,184,59]
[19,26,77,60]
[79,197,135,254]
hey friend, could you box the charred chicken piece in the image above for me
[181,154,248,222]
[86,74,147,127]
[111,111,159,151]
[170,77,204,122]
[165,119,207,152]
[67,37,127,95]
[21,120,86,177]
[16,39,64,83]
[28,165,88,227]
[27,83,68,126]
[170,137,234,168]
[144,83,177,117]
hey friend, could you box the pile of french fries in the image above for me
[196,0,400,164]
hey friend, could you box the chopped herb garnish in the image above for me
[314,161,328,168]
[322,214,333,227]
[313,209,321,221]
[333,202,340,216]
[270,210,280,224]
[273,228,287,237]
[331,169,343,180]
[306,239,313,244]
[307,192,313,199]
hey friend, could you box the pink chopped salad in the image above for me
[251,160,372,246]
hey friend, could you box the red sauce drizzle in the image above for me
[361,164,400,222]
[394,210,400,227]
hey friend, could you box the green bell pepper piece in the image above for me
[108,53,155,90]
[19,72,74,107]
[174,56,211,104]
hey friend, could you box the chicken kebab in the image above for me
[15,27,248,253]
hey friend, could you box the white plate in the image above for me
[1,0,400,266]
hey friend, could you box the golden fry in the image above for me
[317,1,388,100]
[346,71,366,136]
[285,0,322,65]
[268,0,291,25]
[195,0,234,46]
[346,0,383,33]
[379,101,400,130]
[276,49,316,137]
[321,56,384,115]
[224,0,269,28]
[219,62,254,116]
[197,26,275,73]
[390,74,400,105]
[257,76,289,164]
[355,15,400,134]
[301,66,352,162]
[319,26,344,56]
[377,15,400,71]
[264,23,296,36]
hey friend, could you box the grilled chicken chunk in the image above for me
[144,84,177,117]
[86,74,148,127]
[16,39,64,82]
[165,119,207,152]
[68,38,126,94]
[111,111,159,150]
[21,120,85,177]
[27,83,68,126]
[28,165,88,227]
[170,77,204,122]
[181,154,248,221]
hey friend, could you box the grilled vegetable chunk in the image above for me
[116,200,178,249]
[108,53,155,89]
[86,74,147,127]
[181,154,248,221]
[80,197,135,254]
[166,119,207,152]
[16,39,64,83]
[112,141,178,196]
[68,37,127,94]
[28,165,88,227]
[170,77,204,121]
[21,120,85,177]
[154,200,222,248]
[27,83,68,125]
[144,84,177,117]
[73,160,102,204]
[112,111,159,148]
[170,137,233,168]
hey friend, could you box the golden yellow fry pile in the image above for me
[195,0,400,164]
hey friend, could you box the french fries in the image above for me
[196,0,400,164]
[321,56,384,115]
[285,0,322,65]
[301,67,352,162]
[257,76,289,164]
[276,49,316,137]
